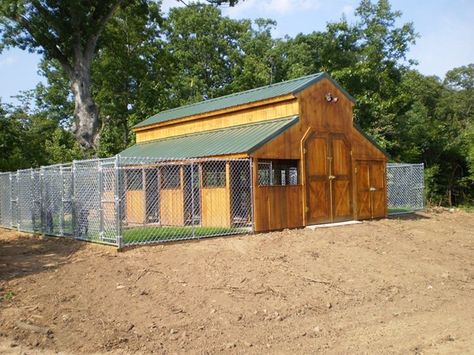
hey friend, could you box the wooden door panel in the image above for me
[331,136,352,221]
[306,137,328,175]
[357,191,372,219]
[370,163,385,189]
[355,161,386,219]
[355,162,371,219]
[370,162,386,218]
[305,134,331,224]
[331,138,351,176]
[333,180,352,220]
[307,180,331,223]
[371,191,386,218]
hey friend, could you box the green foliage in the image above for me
[0,290,15,302]
[0,0,472,206]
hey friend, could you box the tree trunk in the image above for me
[70,64,99,150]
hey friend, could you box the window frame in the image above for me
[125,169,143,191]
[161,165,182,190]
[257,159,300,187]
[202,161,227,188]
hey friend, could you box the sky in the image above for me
[0,0,473,105]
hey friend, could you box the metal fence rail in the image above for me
[0,156,253,247]
[387,163,424,214]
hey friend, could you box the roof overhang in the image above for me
[121,115,300,160]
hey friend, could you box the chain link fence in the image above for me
[0,156,253,247]
[387,163,424,214]
[0,158,424,247]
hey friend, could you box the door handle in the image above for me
[369,187,376,191]
[328,175,336,180]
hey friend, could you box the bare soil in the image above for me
[0,210,473,354]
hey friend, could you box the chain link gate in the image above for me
[387,163,424,214]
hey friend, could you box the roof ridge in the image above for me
[135,115,298,146]
[144,73,322,118]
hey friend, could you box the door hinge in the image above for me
[354,167,358,173]
[305,206,309,212]
[303,148,307,154]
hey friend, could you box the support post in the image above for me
[71,161,77,239]
[9,173,13,229]
[114,155,123,248]
[249,158,255,232]
[98,160,104,240]
[191,161,195,239]
[39,168,45,236]
[15,171,19,231]
[59,165,64,237]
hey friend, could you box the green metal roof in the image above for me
[133,72,354,129]
[121,115,299,159]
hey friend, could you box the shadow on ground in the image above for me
[388,211,430,221]
[0,228,84,282]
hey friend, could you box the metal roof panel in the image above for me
[133,73,326,129]
[121,116,299,159]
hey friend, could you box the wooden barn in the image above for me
[120,73,388,232]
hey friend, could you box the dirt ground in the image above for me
[0,210,473,354]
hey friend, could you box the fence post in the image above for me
[15,171,20,231]
[249,158,255,232]
[59,165,64,237]
[9,173,13,229]
[71,160,76,239]
[39,167,44,236]
[191,160,195,239]
[114,155,123,248]
[98,160,104,241]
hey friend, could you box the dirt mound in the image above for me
[1,210,473,354]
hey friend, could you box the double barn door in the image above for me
[305,133,353,224]
[355,161,386,219]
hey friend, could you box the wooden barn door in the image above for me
[305,133,353,224]
[355,161,386,219]
[305,135,331,223]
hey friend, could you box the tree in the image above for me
[163,4,249,103]
[0,0,124,150]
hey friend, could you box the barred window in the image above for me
[202,162,226,188]
[258,160,299,186]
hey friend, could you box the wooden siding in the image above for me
[251,77,387,231]
[253,185,304,232]
[201,162,231,228]
[201,187,231,227]
[160,188,184,226]
[160,167,185,226]
[350,128,387,161]
[136,99,299,143]
[125,190,146,224]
